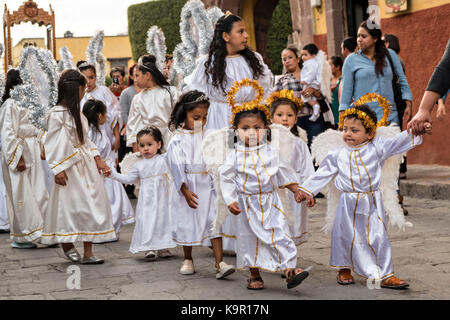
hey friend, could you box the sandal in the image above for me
[247,277,264,290]
[381,276,409,289]
[285,268,309,289]
[337,269,355,285]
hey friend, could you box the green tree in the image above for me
[266,0,293,75]
[127,0,186,61]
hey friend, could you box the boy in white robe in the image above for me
[298,104,424,289]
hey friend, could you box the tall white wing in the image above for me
[376,125,413,231]
[86,30,106,86]
[57,46,75,73]
[146,26,167,73]
[202,128,234,234]
[9,46,58,130]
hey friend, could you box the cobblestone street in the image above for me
[0,196,449,300]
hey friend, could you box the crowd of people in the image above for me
[0,12,448,292]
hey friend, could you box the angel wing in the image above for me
[202,128,235,234]
[296,126,308,144]
[86,30,106,86]
[376,124,412,231]
[119,151,143,197]
[310,128,345,233]
[57,46,75,73]
[206,6,224,26]
[9,46,58,130]
[316,50,332,103]
[269,123,299,226]
[146,26,167,73]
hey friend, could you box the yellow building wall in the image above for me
[379,0,450,18]
[312,0,327,35]
[13,36,134,73]
[240,0,257,50]
[12,38,46,67]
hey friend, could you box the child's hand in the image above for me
[180,184,199,209]
[228,202,242,215]
[103,167,112,177]
[55,171,68,186]
[16,156,26,172]
[40,152,46,160]
[295,189,315,207]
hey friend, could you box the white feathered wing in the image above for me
[119,152,142,197]
[202,128,234,234]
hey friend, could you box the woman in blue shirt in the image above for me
[339,20,413,125]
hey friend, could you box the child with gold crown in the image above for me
[297,94,425,289]
[203,79,310,290]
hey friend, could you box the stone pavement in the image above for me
[0,195,449,300]
[400,165,450,200]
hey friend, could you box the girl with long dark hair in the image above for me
[126,55,179,152]
[185,13,273,253]
[0,69,49,248]
[185,13,273,130]
[41,69,115,264]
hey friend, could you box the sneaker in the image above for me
[145,250,158,260]
[180,259,195,275]
[308,112,320,122]
[158,249,173,258]
[11,242,37,249]
[216,261,235,279]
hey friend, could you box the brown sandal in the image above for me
[247,277,264,290]
[337,269,355,285]
[381,276,409,289]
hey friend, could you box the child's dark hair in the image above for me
[205,14,264,94]
[344,104,378,133]
[137,54,169,88]
[168,90,210,130]
[77,60,96,75]
[232,108,271,144]
[1,69,22,104]
[302,43,319,56]
[270,98,300,137]
[136,126,164,154]
[82,99,107,134]
[330,56,343,70]
[57,69,88,144]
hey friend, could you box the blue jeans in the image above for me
[297,114,327,149]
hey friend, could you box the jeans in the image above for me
[297,114,327,149]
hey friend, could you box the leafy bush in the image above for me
[266,0,293,75]
[127,0,186,61]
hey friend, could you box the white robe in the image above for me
[218,142,298,272]
[185,53,274,251]
[0,99,49,242]
[41,106,116,244]
[88,125,135,238]
[299,131,422,280]
[126,86,179,149]
[81,86,122,159]
[0,139,10,231]
[166,129,220,246]
[288,136,315,245]
[111,154,176,253]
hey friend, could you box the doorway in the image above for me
[345,0,369,38]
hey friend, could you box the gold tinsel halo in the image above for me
[226,78,270,124]
[339,93,392,130]
[265,89,304,112]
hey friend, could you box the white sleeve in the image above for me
[218,151,238,206]
[111,164,140,185]
[374,131,422,162]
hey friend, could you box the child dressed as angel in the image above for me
[298,103,424,289]
[211,79,310,290]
